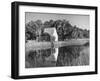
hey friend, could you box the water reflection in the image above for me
[25,45,89,68]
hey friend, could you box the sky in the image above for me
[25,12,90,30]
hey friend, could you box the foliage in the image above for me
[25,19,89,41]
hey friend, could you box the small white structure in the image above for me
[44,27,58,61]
[44,28,58,41]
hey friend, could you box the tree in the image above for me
[25,19,89,42]
[35,20,43,41]
[25,21,37,40]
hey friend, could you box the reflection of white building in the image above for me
[44,27,58,61]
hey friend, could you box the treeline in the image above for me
[25,19,89,41]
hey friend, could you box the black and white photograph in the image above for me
[25,13,90,68]
[11,1,97,79]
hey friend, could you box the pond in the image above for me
[25,45,89,68]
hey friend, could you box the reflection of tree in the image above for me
[56,46,82,66]
[25,48,56,68]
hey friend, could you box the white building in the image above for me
[44,27,58,61]
[44,27,58,41]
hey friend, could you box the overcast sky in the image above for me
[25,12,90,30]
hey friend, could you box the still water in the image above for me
[25,45,89,68]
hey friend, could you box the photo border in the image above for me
[11,1,98,79]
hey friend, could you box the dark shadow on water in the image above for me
[25,45,89,68]
[57,46,89,66]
